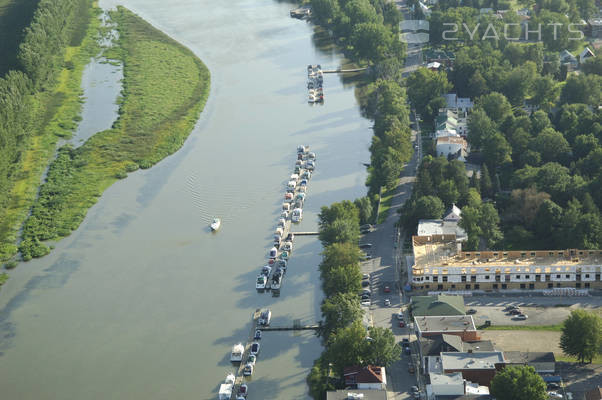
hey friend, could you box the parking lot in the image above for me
[464,296,602,326]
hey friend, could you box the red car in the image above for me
[399,321,405,327]
[384,286,391,293]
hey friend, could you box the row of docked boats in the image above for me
[256,146,316,294]
[307,65,324,104]
[221,309,272,399]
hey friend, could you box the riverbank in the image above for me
[0,1,100,265]
[18,6,211,260]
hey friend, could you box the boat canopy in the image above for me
[282,203,290,211]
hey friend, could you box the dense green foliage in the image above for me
[311,0,413,199]
[0,0,96,262]
[560,309,602,363]
[0,0,40,75]
[18,7,211,260]
[309,201,400,399]
[490,366,548,400]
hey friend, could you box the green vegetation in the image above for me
[479,324,563,331]
[0,0,99,263]
[0,272,8,287]
[376,186,394,224]
[0,0,40,75]
[308,201,401,399]
[490,365,547,400]
[560,309,601,364]
[18,7,210,260]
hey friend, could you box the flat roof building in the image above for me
[411,234,602,291]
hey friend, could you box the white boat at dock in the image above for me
[297,145,309,154]
[210,218,221,231]
[218,373,235,400]
[256,274,267,290]
[258,309,272,325]
[230,343,244,362]
[292,208,303,223]
[271,272,282,290]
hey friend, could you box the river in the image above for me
[0,1,371,399]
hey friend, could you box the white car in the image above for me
[384,299,391,306]
[361,299,371,306]
[397,312,404,321]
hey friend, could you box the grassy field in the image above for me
[480,324,563,331]
[19,6,210,260]
[0,2,100,262]
[0,0,39,75]
[377,187,396,224]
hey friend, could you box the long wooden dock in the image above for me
[322,67,367,74]
[261,325,319,331]
[230,309,261,400]
[291,231,319,236]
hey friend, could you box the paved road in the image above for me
[359,115,421,399]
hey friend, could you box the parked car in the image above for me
[362,274,370,280]
[547,383,561,390]
[361,299,371,306]
[410,386,419,395]
[407,362,415,373]
[399,321,405,328]
[384,299,391,306]
[397,312,404,321]
[515,314,528,320]
[362,280,370,287]
[466,308,477,314]
[548,392,563,399]
[404,346,411,355]
[383,285,391,293]
[401,338,410,347]
[359,243,373,249]
[504,305,520,311]
[362,289,371,295]
[509,309,522,315]
[361,294,371,301]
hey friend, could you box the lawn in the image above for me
[377,187,396,224]
[19,7,211,260]
[480,324,563,331]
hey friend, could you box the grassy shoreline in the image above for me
[0,2,101,265]
[18,6,210,260]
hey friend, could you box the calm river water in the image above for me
[0,1,371,399]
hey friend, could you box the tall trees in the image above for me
[490,366,548,400]
[320,292,364,339]
[406,68,452,122]
[560,309,602,363]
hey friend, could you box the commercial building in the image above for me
[414,315,479,341]
[411,294,466,317]
[410,234,602,291]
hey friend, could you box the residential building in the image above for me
[343,365,387,390]
[426,372,491,399]
[414,315,479,341]
[560,50,578,69]
[411,294,466,317]
[439,352,505,386]
[580,47,596,64]
[436,136,468,161]
[410,234,602,291]
[419,333,495,372]
[445,93,474,113]
[588,18,602,38]
[326,390,388,400]
[503,351,555,373]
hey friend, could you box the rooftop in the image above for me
[411,295,466,317]
[430,371,464,386]
[415,315,476,334]
[418,220,467,241]
[412,234,602,272]
[504,351,555,364]
[437,136,468,147]
[326,389,388,400]
[343,365,386,384]
[441,352,505,370]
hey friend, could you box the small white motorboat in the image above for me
[230,343,244,362]
[256,274,267,290]
[243,363,254,376]
[258,309,272,325]
[292,208,303,223]
[210,218,221,231]
[269,246,278,258]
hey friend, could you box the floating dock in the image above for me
[291,231,319,236]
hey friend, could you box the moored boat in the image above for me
[292,208,303,223]
[230,343,244,362]
[258,308,272,325]
[256,274,267,290]
[218,374,235,400]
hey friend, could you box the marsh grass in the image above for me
[19,7,210,260]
